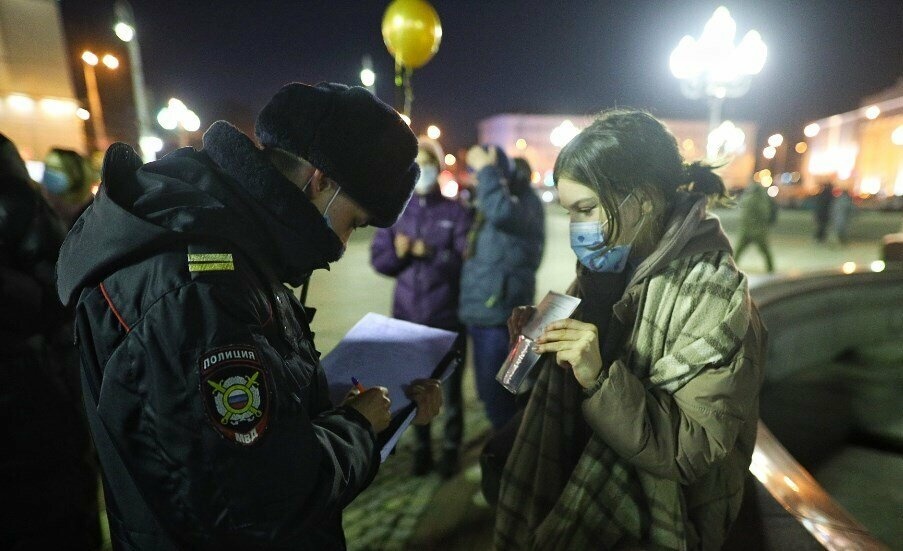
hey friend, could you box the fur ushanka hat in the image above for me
[256,82,419,228]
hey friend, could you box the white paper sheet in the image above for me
[320,313,459,461]
[521,291,582,339]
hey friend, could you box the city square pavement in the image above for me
[299,205,900,550]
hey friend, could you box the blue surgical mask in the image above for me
[414,164,438,195]
[42,168,70,195]
[569,195,644,273]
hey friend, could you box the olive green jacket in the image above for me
[496,194,767,550]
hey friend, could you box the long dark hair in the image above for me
[553,108,728,245]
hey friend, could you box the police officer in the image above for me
[56,82,442,550]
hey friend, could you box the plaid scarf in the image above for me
[495,200,754,550]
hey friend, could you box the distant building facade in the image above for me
[802,78,903,197]
[0,0,86,159]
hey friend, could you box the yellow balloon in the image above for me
[381,0,442,70]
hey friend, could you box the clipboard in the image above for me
[320,313,462,462]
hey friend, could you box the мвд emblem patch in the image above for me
[199,345,270,446]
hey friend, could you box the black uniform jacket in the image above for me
[56,121,379,550]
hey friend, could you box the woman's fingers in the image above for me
[533,339,576,354]
[556,349,578,369]
[536,328,586,343]
[544,318,596,333]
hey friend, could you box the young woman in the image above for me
[495,109,766,550]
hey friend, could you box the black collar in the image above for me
[202,121,344,284]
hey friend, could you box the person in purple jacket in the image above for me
[371,140,473,477]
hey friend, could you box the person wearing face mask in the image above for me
[55,82,443,550]
[371,139,473,477]
[497,109,766,550]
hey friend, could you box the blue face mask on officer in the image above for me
[569,194,646,273]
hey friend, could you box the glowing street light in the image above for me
[139,135,163,155]
[803,123,820,138]
[550,120,580,147]
[707,120,746,159]
[114,21,135,42]
[156,108,178,130]
[515,138,527,150]
[444,153,456,166]
[102,54,120,69]
[795,142,807,154]
[81,50,118,151]
[763,146,776,159]
[441,180,459,198]
[864,105,880,120]
[767,133,783,148]
[157,98,201,145]
[360,54,376,96]
[426,125,441,140]
[670,6,766,159]
[892,125,903,146]
[81,51,99,66]
[39,98,77,117]
[181,110,201,132]
[6,94,35,113]
[360,68,376,88]
[76,108,90,121]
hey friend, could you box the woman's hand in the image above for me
[534,319,603,388]
[507,305,536,346]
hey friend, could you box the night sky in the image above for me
[61,0,903,152]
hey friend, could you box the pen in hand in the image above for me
[351,377,366,394]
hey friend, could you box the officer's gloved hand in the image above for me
[405,379,442,426]
[345,387,392,433]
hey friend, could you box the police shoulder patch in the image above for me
[199,345,270,446]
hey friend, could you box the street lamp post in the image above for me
[81,50,119,151]
[670,6,767,160]
[115,0,157,161]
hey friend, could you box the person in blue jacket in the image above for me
[55,82,442,550]
[458,147,544,430]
